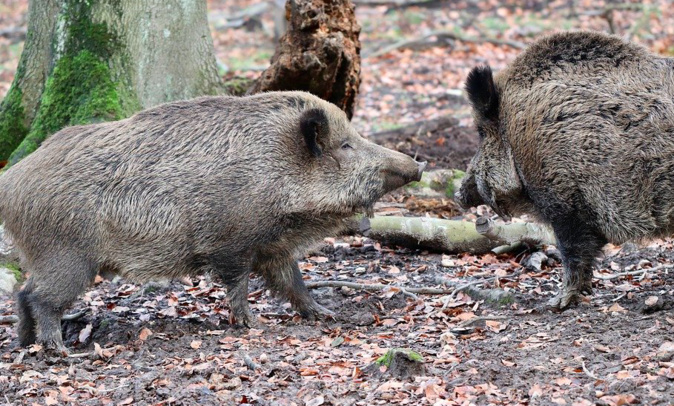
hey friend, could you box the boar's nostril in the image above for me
[415,161,427,181]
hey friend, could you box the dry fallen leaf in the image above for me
[528,384,543,398]
[599,394,638,405]
[78,323,92,343]
[139,327,153,341]
[306,396,325,406]
[608,303,627,313]
[190,340,202,349]
[117,397,134,406]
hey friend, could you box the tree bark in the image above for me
[0,0,222,166]
[251,0,361,119]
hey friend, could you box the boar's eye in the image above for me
[341,142,353,150]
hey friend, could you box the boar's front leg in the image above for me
[255,256,334,320]
[547,214,607,309]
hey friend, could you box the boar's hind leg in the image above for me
[548,216,607,309]
[20,254,96,353]
[255,257,334,320]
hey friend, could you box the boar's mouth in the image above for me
[381,168,422,192]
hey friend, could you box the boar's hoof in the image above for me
[229,310,257,328]
[298,301,335,321]
[39,340,70,357]
[547,289,585,310]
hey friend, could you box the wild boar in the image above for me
[455,31,674,309]
[0,91,426,352]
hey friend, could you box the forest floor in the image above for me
[1,0,674,405]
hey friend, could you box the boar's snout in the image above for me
[414,161,427,181]
[455,172,484,209]
[383,157,426,191]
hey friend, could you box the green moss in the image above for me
[493,294,515,306]
[2,262,23,282]
[443,170,465,198]
[9,50,124,165]
[0,85,29,162]
[223,76,255,96]
[6,0,135,166]
[376,348,424,367]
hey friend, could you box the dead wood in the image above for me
[475,217,557,247]
[250,0,362,119]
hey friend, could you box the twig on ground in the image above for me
[306,280,452,299]
[1,310,87,324]
[593,264,673,280]
[62,310,88,321]
[0,315,19,324]
[259,313,294,320]
[580,3,646,34]
[365,30,526,58]
[239,351,261,371]
[0,27,26,40]
[68,352,92,359]
[582,361,600,380]
[440,279,490,310]
[458,315,508,327]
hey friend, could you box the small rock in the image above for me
[441,255,454,268]
[525,251,548,271]
[0,266,17,294]
[655,341,674,362]
[641,295,664,314]
[0,225,13,257]
[645,296,660,307]
[544,246,562,262]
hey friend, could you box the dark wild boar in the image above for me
[455,31,674,309]
[0,91,425,352]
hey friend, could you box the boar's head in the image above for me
[454,66,528,220]
[296,104,426,216]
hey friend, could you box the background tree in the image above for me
[0,0,222,166]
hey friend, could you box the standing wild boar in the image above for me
[0,91,425,352]
[456,31,674,309]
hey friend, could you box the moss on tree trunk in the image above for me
[8,0,130,165]
[0,0,222,167]
[0,85,28,163]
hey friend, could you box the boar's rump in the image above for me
[456,31,674,309]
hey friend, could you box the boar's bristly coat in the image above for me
[0,91,425,352]
[456,31,674,309]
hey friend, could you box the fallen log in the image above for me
[475,217,557,247]
[359,215,558,254]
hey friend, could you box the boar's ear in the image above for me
[300,108,329,158]
[465,66,499,121]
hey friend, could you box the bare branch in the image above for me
[366,30,525,58]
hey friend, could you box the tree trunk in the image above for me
[0,0,222,166]
[251,0,361,119]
